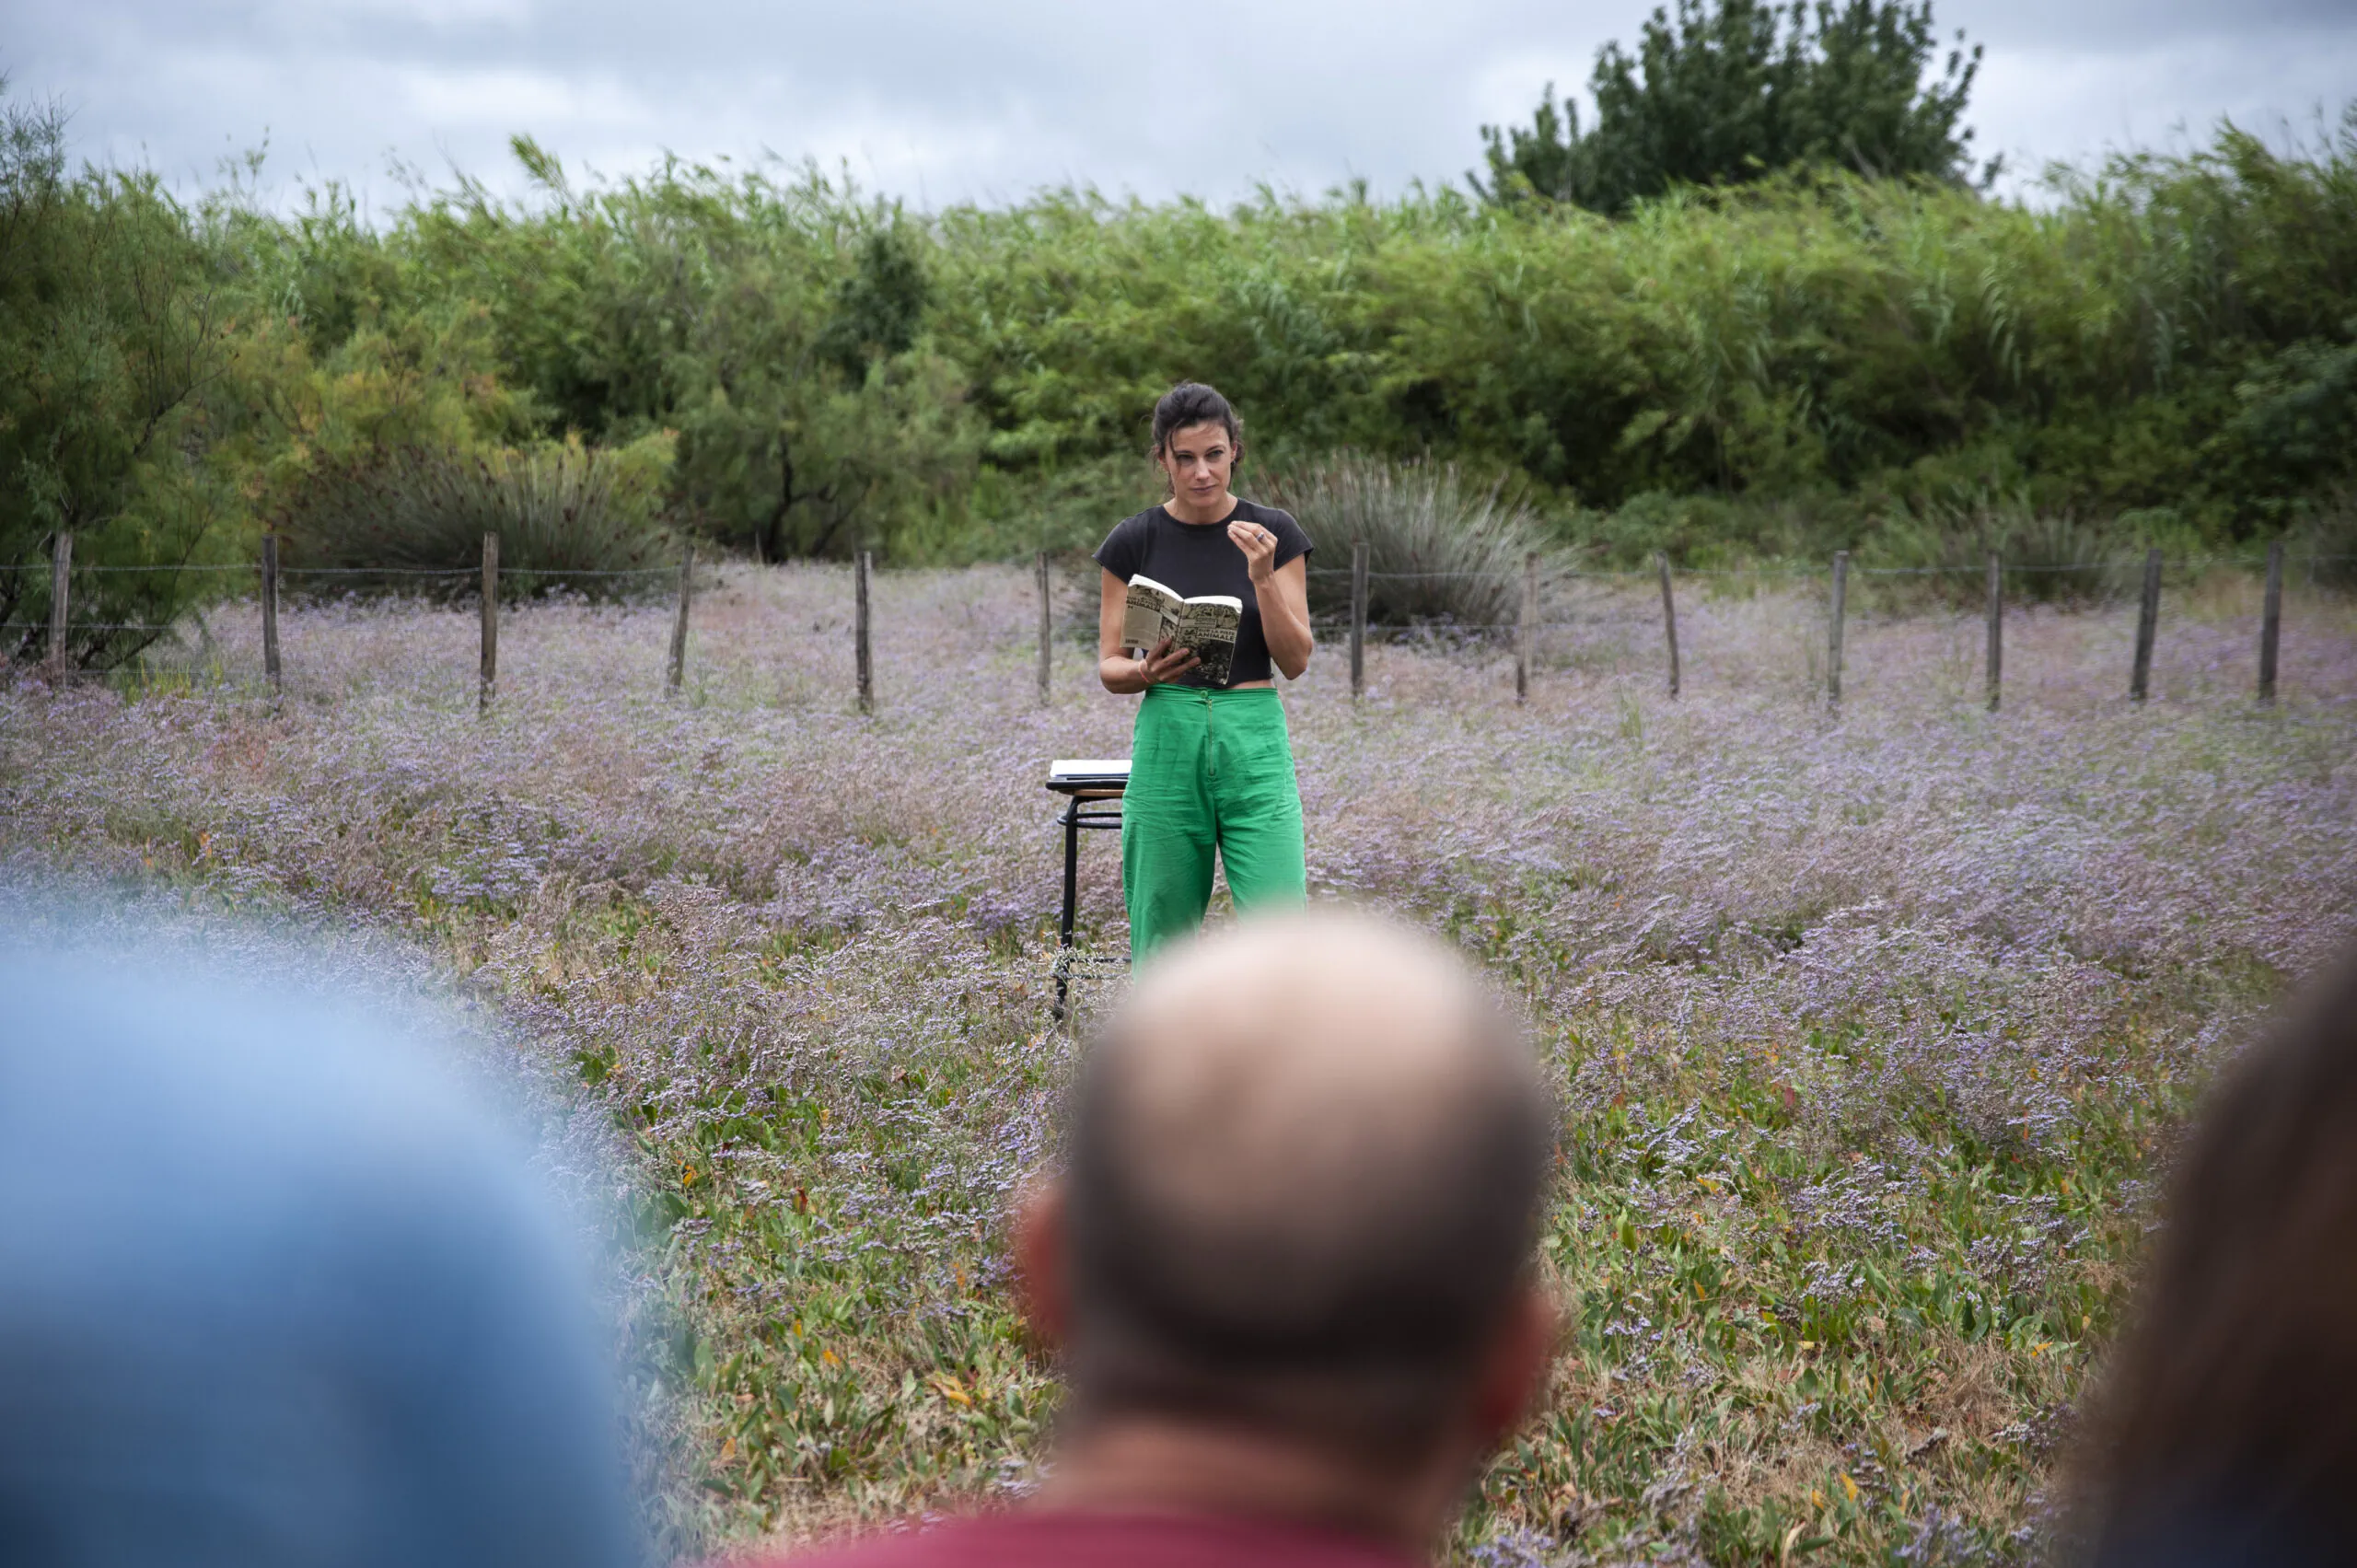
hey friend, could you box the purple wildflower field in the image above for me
[4,563,2354,1564]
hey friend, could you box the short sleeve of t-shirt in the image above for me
[1258,506,1312,572]
[1093,513,1150,582]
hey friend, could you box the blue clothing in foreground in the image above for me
[0,949,642,1568]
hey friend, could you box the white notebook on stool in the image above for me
[1049,759,1132,786]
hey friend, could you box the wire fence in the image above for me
[1304,543,2349,708]
[1306,558,2353,580]
[7,533,695,708]
[8,532,2352,712]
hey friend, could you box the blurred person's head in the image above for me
[1017,909,1558,1551]
[0,946,641,1568]
[2073,947,2357,1565]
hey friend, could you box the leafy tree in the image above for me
[815,225,930,379]
[394,145,973,561]
[0,80,246,668]
[1476,0,1992,214]
[646,205,973,562]
[668,341,979,563]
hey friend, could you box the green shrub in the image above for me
[0,82,247,669]
[277,434,676,598]
[2285,485,2357,589]
[949,452,1163,563]
[1260,453,1559,629]
[1864,494,2127,605]
[1584,489,1855,568]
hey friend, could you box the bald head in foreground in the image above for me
[769,910,1559,1568]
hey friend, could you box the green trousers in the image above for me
[1122,685,1307,964]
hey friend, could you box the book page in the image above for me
[1175,598,1240,686]
[1121,576,1182,651]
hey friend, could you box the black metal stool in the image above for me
[1044,760,1129,1018]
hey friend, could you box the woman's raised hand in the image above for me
[1139,635,1201,685]
[1227,519,1278,583]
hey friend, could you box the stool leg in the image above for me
[1055,803,1080,1019]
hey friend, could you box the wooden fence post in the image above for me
[46,529,71,672]
[261,534,282,693]
[2259,539,2283,704]
[667,544,694,695]
[479,532,498,714]
[1827,550,1849,709]
[1984,552,2003,713]
[1515,550,1537,704]
[854,550,874,715]
[1036,551,1051,707]
[1350,538,1368,700]
[1655,552,1679,698]
[2130,546,2162,703]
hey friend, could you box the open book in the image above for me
[1120,575,1241,687]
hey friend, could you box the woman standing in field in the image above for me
[1097,383,1314,962]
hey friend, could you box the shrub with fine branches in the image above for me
[1260,454,1559,631]
[277,436,675,599]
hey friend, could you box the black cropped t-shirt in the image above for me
[1094,500,1313,687]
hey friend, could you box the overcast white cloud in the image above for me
[6,0,2353,212]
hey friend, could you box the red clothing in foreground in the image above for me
[761,1510,1424,1568]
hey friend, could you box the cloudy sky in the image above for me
[8,0,2354,212]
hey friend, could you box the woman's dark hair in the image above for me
[1150,382,1243,462]
[2070,945,2357,1564]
